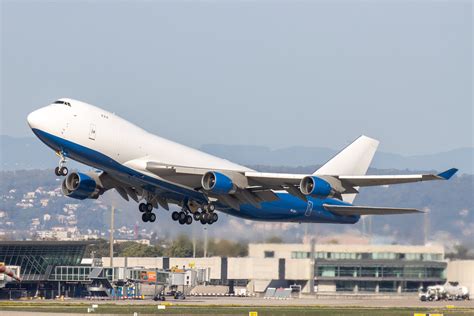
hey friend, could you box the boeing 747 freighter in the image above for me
[27,98,457,225]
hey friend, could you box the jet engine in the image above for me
[201,171,237,194]
[300,176,332,197]
[61,172,103,200]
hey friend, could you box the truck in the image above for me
[419,282,470,301]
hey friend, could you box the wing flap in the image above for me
[323,204,421,216]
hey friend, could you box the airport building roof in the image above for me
[248,243,445,259]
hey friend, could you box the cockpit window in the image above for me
[53,100,71,106]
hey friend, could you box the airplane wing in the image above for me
[337,168,458,187]
[125,157,457,210]
[323,204,422,216]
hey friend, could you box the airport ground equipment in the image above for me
[419,282,470,301]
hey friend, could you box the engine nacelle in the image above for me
[201,171,236,194]
[61,172,102,200]
[300,176,332,197]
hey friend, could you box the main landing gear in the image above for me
[171,207,193,225]
[171,204,218,225]
[139,202,156,223]
[54,152,68,176]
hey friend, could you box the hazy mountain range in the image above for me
[0,168,473,249]
[1,135,472,174]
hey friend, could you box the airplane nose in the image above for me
[27,109,43,129]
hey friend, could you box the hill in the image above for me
[1,135,473,173]
[0,168,472,251]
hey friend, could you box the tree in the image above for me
[265,236,284,243]
[165,234,193,257]
[120,243,163,257]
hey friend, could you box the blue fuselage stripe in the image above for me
[32,128,359,224]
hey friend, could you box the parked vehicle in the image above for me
[419,282,470,301]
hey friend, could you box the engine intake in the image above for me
[201,171,236,194]
[61,172,102,200]
[300,176,332,197]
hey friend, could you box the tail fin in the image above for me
[314,135,379,203]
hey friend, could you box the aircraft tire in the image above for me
[185,215,192,225]
[193,212,201,221]
[60,166,68,176]
[211,213,218,222]
[146,203,153,212]
[141,213,149,222]
[139,203,147,212]
[178,211,186,221]
[54,167,61,176]
[200,217,207,225]
[178,217,186,225]
[171,211,180,221]
[149,213,156,222]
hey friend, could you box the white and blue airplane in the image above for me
[27,98,457,226]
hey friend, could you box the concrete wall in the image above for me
[285,259,311,280]
[102,257,163,269]
[170,257,221,280]
[249,243,445,259]
[227,258,279,280]
[447,260,474,292]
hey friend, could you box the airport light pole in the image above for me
[309,237,315,295]
[110,206,115,280]
[203,227,208,258]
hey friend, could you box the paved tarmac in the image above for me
[4,295,473,308]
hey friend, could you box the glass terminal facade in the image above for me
[0,241,88,281]
[290,250,446,292]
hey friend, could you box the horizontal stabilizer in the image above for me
[323,204,421,216]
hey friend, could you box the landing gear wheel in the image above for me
[178,217,186,225]
[193,212,201,221]
[172,211,180,221]
[149,213,156,222]
[139,203,147,212]
[200,217,207,225]
[208,204,215,212]
[59,166,68,176]
[178,212,186,222]
[211,213,218,222]
[208,218,214,225]
[146,203,153,212]
[54,167,61,176]
[185,215,192,225]
[142,213,149,222]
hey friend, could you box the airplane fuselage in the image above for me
[27,99,358,224]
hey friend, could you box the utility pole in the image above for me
[203,227,208,258]
[110,206,115,273]
[309,237,315,295]
[424,208,430,245]
[192,225,196,258]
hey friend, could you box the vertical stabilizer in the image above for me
[314,135,379,203]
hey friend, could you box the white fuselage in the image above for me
[27,98,253,174]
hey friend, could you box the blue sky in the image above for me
[1,0,472,154]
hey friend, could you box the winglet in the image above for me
[437,168,458,180]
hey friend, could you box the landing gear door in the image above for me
[89,124,97,140]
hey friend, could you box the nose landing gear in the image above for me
[54,152,68,176]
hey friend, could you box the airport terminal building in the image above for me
[248,243,446,293]
[1,241,470,298]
